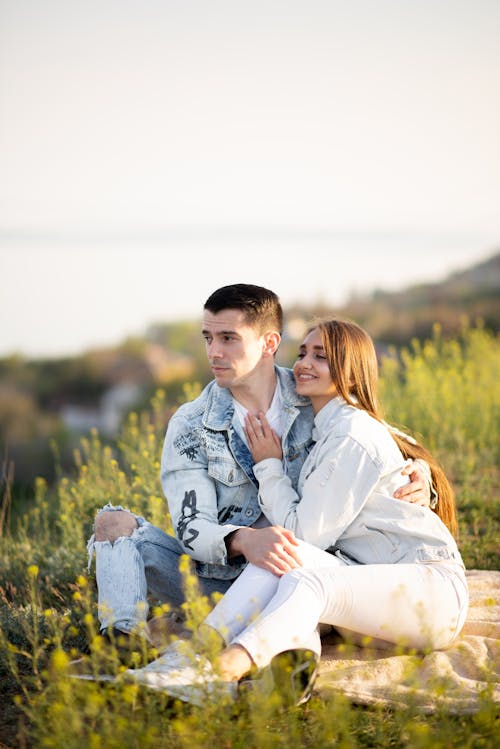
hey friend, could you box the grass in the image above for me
[0,323,499,748]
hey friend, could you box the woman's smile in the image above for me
[293,328,339,412]
[295,372,318,381]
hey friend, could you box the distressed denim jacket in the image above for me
[161,366,314,580]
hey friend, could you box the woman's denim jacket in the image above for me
[161,366,314,580]
[254,397,464,567]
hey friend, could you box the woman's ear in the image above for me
[263,331,281,356]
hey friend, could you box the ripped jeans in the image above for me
[88,505,233,635]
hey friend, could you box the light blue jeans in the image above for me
[88,505,233,635]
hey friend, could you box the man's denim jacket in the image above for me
[161,366,314,580]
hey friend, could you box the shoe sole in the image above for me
[67,673,117,682]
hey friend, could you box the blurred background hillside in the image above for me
[1,249,498,497]
[2,1,500,509]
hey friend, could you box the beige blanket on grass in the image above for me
[317,569,500,714]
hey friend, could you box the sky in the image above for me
[1,0,499,357]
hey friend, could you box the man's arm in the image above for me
[225,525,302,576]
[393,459,435,507]
[161,414,242,565]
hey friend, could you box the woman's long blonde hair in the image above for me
[316,318,458,536]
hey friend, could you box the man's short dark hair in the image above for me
[204,284,283,333]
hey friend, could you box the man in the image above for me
[91,284,430,641]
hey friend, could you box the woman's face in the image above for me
[293,327,338,410]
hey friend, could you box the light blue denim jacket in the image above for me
[161,366,314,580]
[254,396,464,567]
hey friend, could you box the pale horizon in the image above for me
[1,231,496,359]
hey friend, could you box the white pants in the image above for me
[204,541,469,668]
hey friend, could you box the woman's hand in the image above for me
[244,412,283,463]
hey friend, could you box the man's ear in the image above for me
[263,331,281,356]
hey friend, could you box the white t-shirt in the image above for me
[232,378,284,439]
[232,379,283,529]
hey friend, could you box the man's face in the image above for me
[202,308,272,389]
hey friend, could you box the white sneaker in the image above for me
[132,639,194,673]
[68,641,198,684]
[124,643,237,706]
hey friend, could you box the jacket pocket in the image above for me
[208,460,248,487]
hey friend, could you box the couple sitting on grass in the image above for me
[83,284,468,706]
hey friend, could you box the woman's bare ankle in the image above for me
[217,644,254,682]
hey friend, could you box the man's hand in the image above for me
[393,460,431,507]
[227,525,301,575]
[244,412,283,464]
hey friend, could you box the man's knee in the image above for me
[94,510,138,543]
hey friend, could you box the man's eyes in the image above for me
[202,335,236,343]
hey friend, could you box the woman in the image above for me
[128,319,468,702]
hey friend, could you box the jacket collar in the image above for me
[202,366,310,431]
[311,396,348,441]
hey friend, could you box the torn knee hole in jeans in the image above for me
[94,506,140,540]
[86,523,146,572]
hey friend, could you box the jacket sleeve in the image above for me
[415,458,438,508]
[254,435,381,549]
[161,414,244,565]
[386,423,436,507]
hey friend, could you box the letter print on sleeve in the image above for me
[177,489,200,550]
